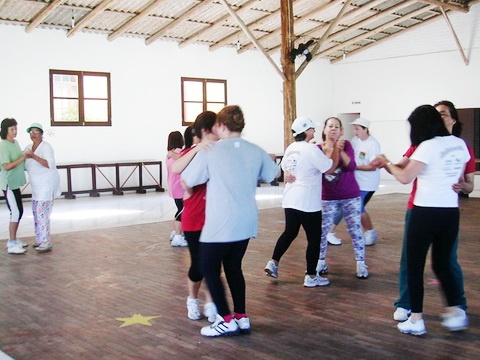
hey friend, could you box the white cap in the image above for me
[351,117,370,128]
[292,116,316,137]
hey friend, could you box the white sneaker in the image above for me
[393,307,411,321]
[356,261,369,279]
[264,260,278,279]
[441,307,468,331]
[327,232,342,245]
[397,317,426,336]
[7,243,26,255]
[200,314,240,337]
[35,242,53,253]
[171,235,188,247]
[303,275,329,287]
[186,297,202,320]
[364,230,378,246]
[203,302,218,323]
[235,317,251,334]
[316,259,328,275]
[5,239,28,249]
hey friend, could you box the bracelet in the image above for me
[386,161,392,166]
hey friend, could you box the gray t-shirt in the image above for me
[182,137,278,243]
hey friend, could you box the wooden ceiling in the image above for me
[0,0,477,62]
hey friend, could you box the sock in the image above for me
[7,240,16,247]
[234,313,247,320]
[223,314,233,323]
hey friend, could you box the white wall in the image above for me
[0,24,334,191]
[330,6,480,172]
[0,4,479,190]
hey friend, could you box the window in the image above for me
[50,69,111,126]
[181,77,227,125]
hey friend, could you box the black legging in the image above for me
[184,230,203,282]
[4,187,24,222]
[272,208,322,275]
[407,206,461,313]
[174,198,183,221]
[200,239,249,317]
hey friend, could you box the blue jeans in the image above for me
[394,209,467,311]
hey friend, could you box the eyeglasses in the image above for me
[30,130,41,134]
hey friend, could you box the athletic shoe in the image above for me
[327,232,342,245]
[7,243,26,255]
[203,302,218,323]
[303,275,329,287]
[171,235,188,247]
[186,297,202,320]
[316,259,328,275]
[5,239,28,249]
[397,317,426,336]
[200,314,240,337]
[356,261,369,279]
[441,308,468,331]
[235,317,251,334]
[264,260,278,279]
[393,307,411,322]
[364,230,378,246]
[36,242,53,253]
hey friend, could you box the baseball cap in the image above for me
[26,122,44,133]
[292,117,316,137]
[350,117,370,128]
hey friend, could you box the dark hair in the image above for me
[321,117,343,141]
[293,130,307,142]
[1,118,17,140]
[434,100,463,137]
[408,105,450,146]
[167,131,184,151]
[184,126,194,149]
[216,105,245,133]
[193,111,216,139]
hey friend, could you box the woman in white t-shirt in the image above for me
[264,117,338,288]
[374,105,470,336]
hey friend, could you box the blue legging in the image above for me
[394,209,467,311]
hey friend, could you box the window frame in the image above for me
[49,69,112,127]
[181,77,227,125]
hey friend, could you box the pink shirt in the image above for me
[166,148,184,199]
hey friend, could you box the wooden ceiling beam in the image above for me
[239,0,347,54]
[303,0,416,54]
[67,0,115,38]
[296,0,353,79]
[145,0,211,45]
[25,0,66,33]
[108,0,165,42]
[262,0,389,55]
[211,0,314,53]
[420,0,469,12]
[178,0,258,49]
[208,13,271,52]
[440,6,469,65]
[217,0,285,81]
[319,4,437,59]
